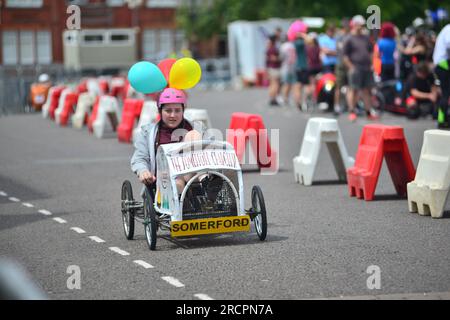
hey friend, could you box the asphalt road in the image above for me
[0,88,449,300]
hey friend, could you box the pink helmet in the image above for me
[158,88,187,109]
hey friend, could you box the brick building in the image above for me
[0,0,187,66]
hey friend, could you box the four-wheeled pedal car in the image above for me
[121,140,268,250]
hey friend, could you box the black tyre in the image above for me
[144,189,157,251]
[251,185,267,241]
[121,180,135,240]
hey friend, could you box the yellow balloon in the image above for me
[169,58,202,90]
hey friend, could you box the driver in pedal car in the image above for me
[130,88,221,209]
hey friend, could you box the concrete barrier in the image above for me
[408,130,450,218]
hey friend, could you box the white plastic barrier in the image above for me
[125,83,145,100]
[54,88,72,124]
[407,130,450,218]
[184,108,212,129]
[111,77,125,87]
[72,92,96,129]
[87,79,101,97]
[42,86,58,119]
[93,95,121,139]
[293,117,354,186]
[132,100,158,142]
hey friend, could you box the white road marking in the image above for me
[194,293,214,300]
[70,227,86,234]
[38,209,52,216]
[0,191,7,196]
[22,202,34,208]
[53,217,67,224]
[315,291,450,300]
[9,197,20,202]
[133,260,154,269]
[89,236,105,243]
[161,276,185,288]
[108,247,130,256]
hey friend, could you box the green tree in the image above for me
[176,0,450,41]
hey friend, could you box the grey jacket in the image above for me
[130,119,205,177]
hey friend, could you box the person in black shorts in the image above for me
[293,29,310,110]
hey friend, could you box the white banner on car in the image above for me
[168,149,239,176]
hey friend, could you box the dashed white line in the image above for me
[8,197,20,202]
[133,260,154,269]
[89,236,105,243]
[52,217,67,224]
[161,276,185,288]
[22,202,34,208]
[38,209,52,216]
[194,293,214,300]
[70,227,86,234]
[108,247,130,256]
[0,191,7,197]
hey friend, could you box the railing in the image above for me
[0,65,75,116]
[196,58,231,90]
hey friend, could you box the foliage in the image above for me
[176,0,450,40]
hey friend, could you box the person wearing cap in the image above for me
[343,15,379,121]
[29,73,52,111]
[433,23,450,128]
[131,88,212,197]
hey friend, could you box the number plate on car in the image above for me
[170,216,250,237]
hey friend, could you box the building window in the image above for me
[2,30,52,65]
[82,33,105,45]
[146,0,179,8]
[142,29,177,61]
[37,31,52,64]
[6,0,43,8]
[2,31,18,65]
[175,30,186,53]
[159,29,173,57]
[109,31,133,45]
[19,31,35,65]
[143,29,157,61]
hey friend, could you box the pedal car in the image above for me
[121,140,268,250]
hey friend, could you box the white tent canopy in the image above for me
[227,17,325,84]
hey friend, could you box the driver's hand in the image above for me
[139,170,156,185]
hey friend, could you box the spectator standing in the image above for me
[306,36,323,107]
[293,24,310,111]
[279,36,297,106]
[377,22,397,81]
[334,19,351,114]
[343,15,378,122]
[266,35,282,106]
[319,25,338,73]
[402,33,429,66]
